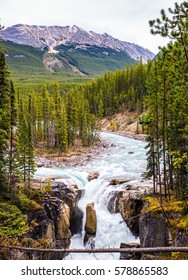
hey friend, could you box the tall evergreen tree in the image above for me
[8,80,18,194]
[143,2,188,200]
[17,97,36,185]
[149,1,188,63]
[27,94,36,186]
[53,82,62,149]
[0,47,10,195]
[59,102,68,152]
[41,84,50,147]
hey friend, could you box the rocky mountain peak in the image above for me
[69,25,81,33]
[0,24,155,63]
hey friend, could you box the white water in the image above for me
[35,132,149,259]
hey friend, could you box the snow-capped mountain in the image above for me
[0,24,155,63]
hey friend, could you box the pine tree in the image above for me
[41,84,50,147]
[134,58,147,114]
[144,42,188,200]
[59,102,68,152]
[0,48,10,195]
[26,94,36,186]
[66,91,79,146]
[8,80,18,194]
[17,97,36,185]
[97,89,104,119]
[29,90,39,146]
[140,2,188,201]
[149,1,188,63]
[144,60,162,199]
[53,82,62,149]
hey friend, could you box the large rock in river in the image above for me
[88,171,100,181]
[56,202,71,240]
[85,202,97,235]
[109,178,130,185]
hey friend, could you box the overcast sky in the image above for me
[0,0,183,54]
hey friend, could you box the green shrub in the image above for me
[0,202,28,237]
[13,192,42,211]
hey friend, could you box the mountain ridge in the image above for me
[0,24,155,63]
[0,24,155,85]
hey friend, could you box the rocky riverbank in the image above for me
[35,138,112,168]
[35,131,146,169]
[35,111,147,169]
[100,112,147,141]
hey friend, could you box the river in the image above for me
[35,132,150,259]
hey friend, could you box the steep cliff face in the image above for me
[52,183,84,235]
[138,197,188,259]
[107,183,152,236]
[118,192,144,236]
[106,184,188,260]
[23,182,84,259]
[139,212,171,248]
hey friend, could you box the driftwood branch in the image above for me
[0,244,188,253]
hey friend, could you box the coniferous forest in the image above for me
[0,1,188,260]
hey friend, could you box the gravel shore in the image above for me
[35,138,112,168]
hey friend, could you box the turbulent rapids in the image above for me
[35,132,149,259]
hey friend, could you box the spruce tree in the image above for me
[146,1,188,200]
[53,82,60,148]
[0,47,10,195]
[59,102,68,152]
[149,1,188,63]
[17,97,36,185]
[9,80,18,194]
[41,85,50,147]
[144,43,188,200]
[26,94,36,186]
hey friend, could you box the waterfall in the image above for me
[35,132,149,259]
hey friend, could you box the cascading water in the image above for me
[35,132,149,259]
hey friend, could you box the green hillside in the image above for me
[55,44,135,75]
[2,41,84,87]
[2,41,135,87]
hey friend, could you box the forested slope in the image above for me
[0,1,187,258]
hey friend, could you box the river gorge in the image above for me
[34,132,152,259]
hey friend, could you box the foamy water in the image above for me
[35,132,149,259]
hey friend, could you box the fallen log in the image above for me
[0,244,188,254]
